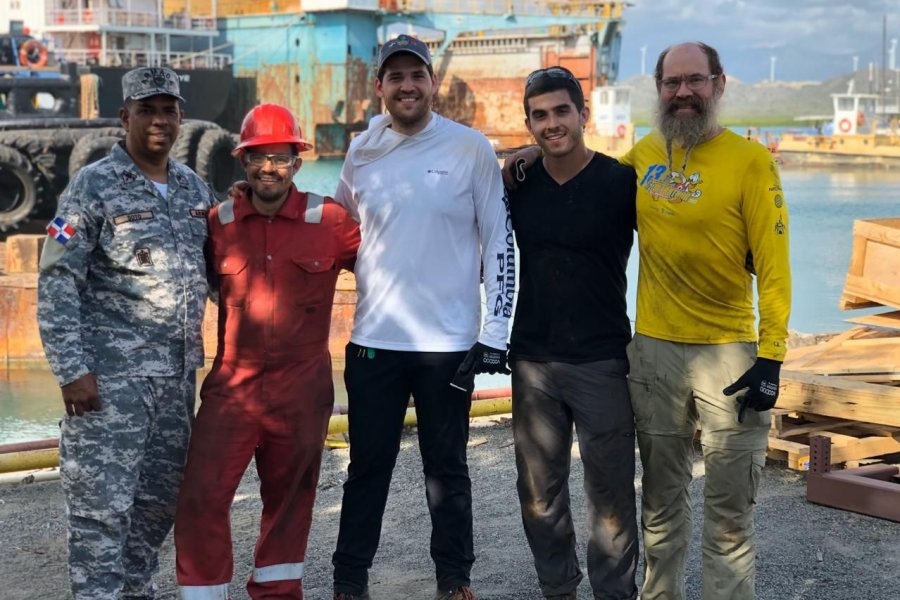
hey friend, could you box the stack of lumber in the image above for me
[784,326,900,382]
[776,218,900,470]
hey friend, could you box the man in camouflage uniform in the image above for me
[37,66,216,600]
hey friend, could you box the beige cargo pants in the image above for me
[626,334,770,600]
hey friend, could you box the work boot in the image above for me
[434,586,478,600]
[333,590,371,600]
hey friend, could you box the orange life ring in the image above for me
[838,118,852,133]
[615,123,626,138]
[18,40,48,68]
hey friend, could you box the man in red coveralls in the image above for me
[173,103,360,599]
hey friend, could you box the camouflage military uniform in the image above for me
[37,140,215,599]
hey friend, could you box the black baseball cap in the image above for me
[377,34,432,76]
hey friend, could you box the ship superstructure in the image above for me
[40,0,233,122]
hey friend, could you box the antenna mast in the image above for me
[883,14,888,95]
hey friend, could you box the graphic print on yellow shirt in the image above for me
[642,165,703,204]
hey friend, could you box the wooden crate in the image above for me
[840,218,900,310]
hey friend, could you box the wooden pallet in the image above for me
[767,410,900,471]
[777,217,900,470]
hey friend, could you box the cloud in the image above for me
[620,0,898,82]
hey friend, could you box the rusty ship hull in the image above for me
[162,0,629,157]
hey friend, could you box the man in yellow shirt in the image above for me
[504,41,791,600]
[619,41,790,600]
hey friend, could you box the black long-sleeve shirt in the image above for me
[508,152,636,363]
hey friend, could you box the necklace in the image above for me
[664,139,694,175]
[664,126,723,174]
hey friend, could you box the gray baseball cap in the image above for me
[122,67,185,102]
[377,34,432,76]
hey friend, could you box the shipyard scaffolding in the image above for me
[163,0,628,156]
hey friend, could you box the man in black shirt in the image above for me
[507,66,638,600]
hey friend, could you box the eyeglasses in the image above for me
[526,66,579,88]
[659,74,719,92]
[245,153,297,168]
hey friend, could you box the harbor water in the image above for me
[2,155,900,445]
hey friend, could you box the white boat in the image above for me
[776,82,900,167]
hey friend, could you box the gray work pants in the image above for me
[512,358,639,600]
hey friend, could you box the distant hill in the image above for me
[621,72,888,125]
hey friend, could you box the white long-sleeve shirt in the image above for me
[335,112,513,352]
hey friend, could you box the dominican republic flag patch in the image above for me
[47,217,76,244]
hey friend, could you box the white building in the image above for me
[0,0,47,37]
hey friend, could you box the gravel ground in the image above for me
[1,416,899,600]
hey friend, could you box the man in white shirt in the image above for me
[330,34,514,600]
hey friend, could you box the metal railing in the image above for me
[54,49,232,70]
[377,0,625,18]
[45,8,217,32]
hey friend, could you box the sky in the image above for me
[618,0,899,83]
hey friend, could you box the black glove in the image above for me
[450,342,510,390]
[722,358,782,423]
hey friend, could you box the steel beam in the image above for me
[807,435,900,523]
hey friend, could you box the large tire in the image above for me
[0,129,118,222]
[172,121,212,170]
[68,135,122,178]
[194,128,241,199]
[0,130,71,217]
[77,126,126,139]
[0,144,44,231]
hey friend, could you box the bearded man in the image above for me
[502,41,792,600]
[617,41,792,600]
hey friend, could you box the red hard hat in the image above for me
[233,103,313,155]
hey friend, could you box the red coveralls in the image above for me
[175,187,360,599]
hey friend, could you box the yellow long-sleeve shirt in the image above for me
[620,129,791,361]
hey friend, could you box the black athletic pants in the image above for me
[332,342,475,595]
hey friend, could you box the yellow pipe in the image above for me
[0,394,514,474]
[0,448,59,473]
[327,395,512,436]
[469,397,512,418]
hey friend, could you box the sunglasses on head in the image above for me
[525,67,579,88]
